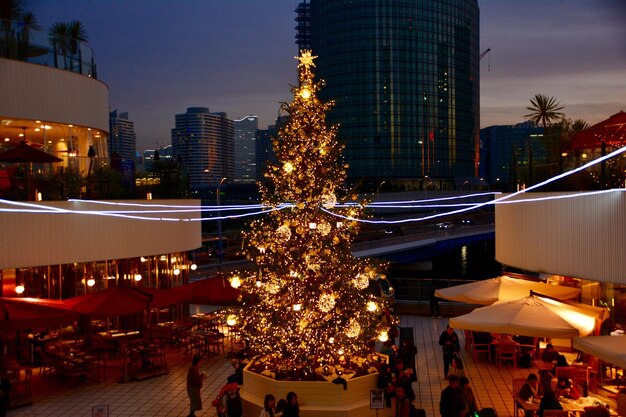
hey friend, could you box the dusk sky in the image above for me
[30,0,626,152]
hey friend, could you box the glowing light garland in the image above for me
[1,147,624,224]
[322,145,626,224]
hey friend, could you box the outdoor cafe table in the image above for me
[533,359,557,378]
[516,396,617,417]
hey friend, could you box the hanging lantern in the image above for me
[318,293,336,312]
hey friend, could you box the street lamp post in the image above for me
[376,180,386,201]
[217,177,227,264]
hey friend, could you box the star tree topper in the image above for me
[296,50,317,70]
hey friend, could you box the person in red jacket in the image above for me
[187,355,205,417]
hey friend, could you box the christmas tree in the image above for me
[229,51,391,372]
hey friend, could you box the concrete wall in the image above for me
[495,190,626,285]
[0,199,201,269]
[0,58,109,132]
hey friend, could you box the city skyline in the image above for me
[30,0,626,152]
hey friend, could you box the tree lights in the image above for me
[227,51,392,371]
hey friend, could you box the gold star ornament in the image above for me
[296,50,317,70]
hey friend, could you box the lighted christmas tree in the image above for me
[229,51,391,372]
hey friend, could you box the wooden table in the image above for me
[533,360,556,377]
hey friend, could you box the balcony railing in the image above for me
[0,18,97,78]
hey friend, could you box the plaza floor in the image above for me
[6,315,610,417]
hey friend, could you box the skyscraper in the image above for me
[295,1,311,50]
[171,107,234,192]
[233,115,258,183]
[310,0,480,190]
[109,110,137,161]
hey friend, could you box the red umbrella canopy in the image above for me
[185,277,240,305]
[64,286,152,317]
[139,286,189,308]
[0,297,79,331]
[0,141,63,163]
[569,111,626,150]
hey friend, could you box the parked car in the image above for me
[436,222,454,230]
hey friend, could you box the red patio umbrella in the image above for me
[568,111,626,151]
[139,286,190,308]
[0,141,62,163]
[64,286,152,317]
[185,277,240,305]
[0,297,79,331]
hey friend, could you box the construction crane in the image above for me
[480,48,491,72]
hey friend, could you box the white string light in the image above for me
[1,146,624,223]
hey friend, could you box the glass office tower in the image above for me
[310,0,479,189]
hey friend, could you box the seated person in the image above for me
[541,344,560,363]
[555,376,580,400]
[518,373,543,401]
[539,388,563,417]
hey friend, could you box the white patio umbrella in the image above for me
[572,335,626,369]
[435,275,580,305]
[449,294,608,338]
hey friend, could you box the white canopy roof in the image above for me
[572,336,626,369]
[449,294,608,338]
[435,275,581,305]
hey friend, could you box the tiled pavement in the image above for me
[7,315,612,417]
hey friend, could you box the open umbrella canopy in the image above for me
[64,286,152,317]
[572,335,626,369]
[185,277,240,305]
[0,297,79,331]
[0,141,62,163]
[449,294,608,338]
[139,286,190,308]
[568,111,626,150]
[435,275,581,305]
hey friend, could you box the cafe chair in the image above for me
[512,377,528,417]
[472,340,492,362]
[497,341,518,368]
[542,410,568,417]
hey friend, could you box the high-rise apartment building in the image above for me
[295,1,311,50]
[171,107,234,191]
[109,110,137,161]
[234,115,258,183]
[309,0,480,190]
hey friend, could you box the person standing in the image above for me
[186,355,205,417]
[283,391,300,417]
[395,386,411,417]
[439,325,461,377]
[260,394,277,417]
[440,375,466,417]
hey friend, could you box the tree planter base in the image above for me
[241,365,393,417]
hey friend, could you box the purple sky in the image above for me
[30,0,626,152]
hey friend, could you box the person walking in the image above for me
[460,377,478,417]
[440,375,466,417]
[439,325,461,377]
[186,355,205,417]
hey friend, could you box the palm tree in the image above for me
[17,11,40,60]
[0,0,23,58]
[570,119,589,133]
[66,20,88,72]
[524,94,564,127]
[48,22,69,69]
[524,94,565,186]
